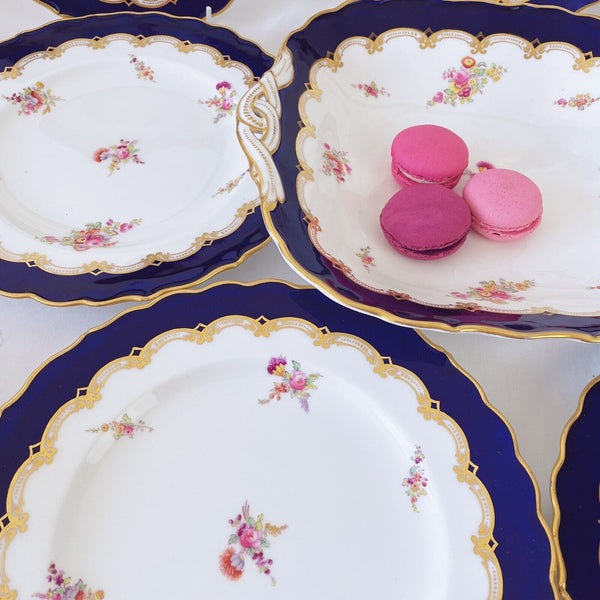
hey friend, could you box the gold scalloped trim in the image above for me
[0,314,501,599]
[295,28,600,317]
[0,34,258,276]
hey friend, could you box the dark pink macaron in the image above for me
[380,184,472,260]
[462,168,543,241]
[391,124,469,189]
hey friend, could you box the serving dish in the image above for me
[551,375,600,599]
[0,280,558,598]
[238,0,600,340]
[34,0,232,17]
[0,13,273,305]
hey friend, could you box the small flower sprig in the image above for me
[33,562,104,600]
[321,143,352,183]
[129,54,155,82]
[199,81,237,123]
[39,218,141,251]
[356,245,375,272]
[259,356,321,413]
[352,81,390,98]
[94,139,144,174]
[86,413,153,440]
[402,445,428,512]
[3,81,63,115]
[219,501,287,586]
[555,93,599,111]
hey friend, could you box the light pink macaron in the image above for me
[462,168,543,241]
[391,124,469,188]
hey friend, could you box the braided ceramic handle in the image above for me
[237,48,293,211]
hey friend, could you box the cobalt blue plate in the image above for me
[0,13,273,305]
[0,280,558,597]
[35,0,232,18]
[552,377,600,600]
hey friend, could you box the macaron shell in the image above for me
[391,124,469,187]
[380,184,472,260]
[463,168,543,240]
[382,228,468,260]
[471,213,542,241]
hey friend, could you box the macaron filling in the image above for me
[381,226,468,258]
[393,164,463,187]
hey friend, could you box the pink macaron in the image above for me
[462,168,542,241]
[391,124,469,188]
[380,184,472,260]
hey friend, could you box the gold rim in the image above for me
[2,9,276,60]
[549,375,599,600]
[0,237,271,307]
[0,277,558,598]
[31,0,243,22]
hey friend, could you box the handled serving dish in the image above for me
[239,0,600,340]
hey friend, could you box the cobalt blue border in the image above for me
[0,13,273,304]
[554,380,600,599]
[270,0,600,339]
[0,281,556,597]
[35,0,231,17]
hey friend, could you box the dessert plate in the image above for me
[34,0,232,17]
[0,13,273,305]
[551,376,600,600]
[238,0,600,340]
[0,281,558,598]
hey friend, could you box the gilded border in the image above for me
[0,33,258,276]
[1,313,500,599]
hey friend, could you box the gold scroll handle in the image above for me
[237,47,293,212]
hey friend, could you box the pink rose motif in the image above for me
[289,371,307,391]
[557,98,567,106]
[432,91,443,103]
[221,97,233,111]
[120,222,133,232]
[491,290,511,300]
[86,234,107,246]
[116,147,130,160]
[453,70,469,87]
[458,86,471,98]
[238,524,263,549]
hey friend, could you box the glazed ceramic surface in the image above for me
[0,281,557,598]
[34,0,232,17]
[0,13,273,304]
[238,0,600,340]
[552,376,600,600]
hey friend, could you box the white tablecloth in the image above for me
[2,0,600,529]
